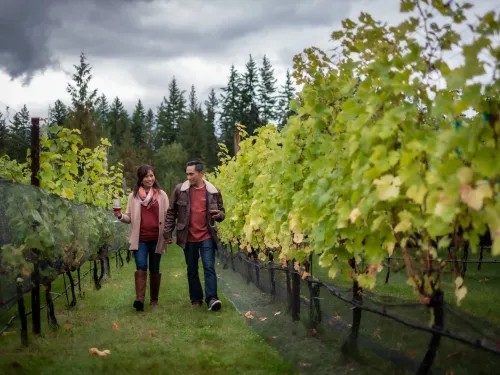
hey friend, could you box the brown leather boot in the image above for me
[133,270,147,311]
[150,272,162,306]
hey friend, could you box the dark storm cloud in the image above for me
[0,0,353,84]
[54,0,352,61]
[0,0,154,84]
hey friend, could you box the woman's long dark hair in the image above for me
[133,164,162,195]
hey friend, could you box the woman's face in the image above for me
[142,169,155,189]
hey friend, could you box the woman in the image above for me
[114,165,169,311]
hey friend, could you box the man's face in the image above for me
[186,165,203,186]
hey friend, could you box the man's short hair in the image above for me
[186,160,204,172]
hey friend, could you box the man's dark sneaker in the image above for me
[208,298,222,311]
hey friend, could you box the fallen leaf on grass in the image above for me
[112,322,119,330]
[244,311,254,319]
[329,314,341,323]
[479,278,489,283]
[10,360,21,368]
[64,323,72,330]
[113,283,121,289]
[148,330,158,335]
[307,328,318,337]
[274,311,281,316]
[259,317,268,321]
[3,331,16,336]
[232,293,240,297]
[344,363,356,371]
[89,348,111,357]
[298,362,312,367]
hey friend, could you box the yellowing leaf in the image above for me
[384,241,395,256]
[492,236,500,256]
[374,174,401,201]
[349,208,361,223]
[279,252,288,267]
[406,185,427,205]
[328,263,339,279]
[456,167,473,184]
[460,183,492,211]
[62,188,75,200]
[394,210,412,233]
[454,277,467,306]
[293,232,304,244]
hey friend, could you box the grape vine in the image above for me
[0,122,128,279]
[208,0,500,306]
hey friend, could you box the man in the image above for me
[164,161,225,311]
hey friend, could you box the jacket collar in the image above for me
[180,179,218,194]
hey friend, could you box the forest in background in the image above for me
[0,52,296,194]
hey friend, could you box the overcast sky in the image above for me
[0,0,498,120]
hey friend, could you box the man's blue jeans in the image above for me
[184,238,218,305]
[135,240,162,273]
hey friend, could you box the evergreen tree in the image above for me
[9,104,31,162]
[95,94,110,137]
[258,55,278,125]
[155,77,186,147]
[0,112,9,156]
[219,65,242,155]
[145,108,156,151]
[66,52,100,148]
[107,97,130,147]
[203,88,220,170]
[178,85,205,161]
[131,99,146,147]
[239,54,261,136]
[277,69,296,130]
[105,97,138,187]
[48,99,68,126]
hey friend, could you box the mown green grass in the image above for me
[0,246,295,375]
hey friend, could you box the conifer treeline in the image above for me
[0,52,296,193]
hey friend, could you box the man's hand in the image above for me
[210,210,222,221]
[165,237,173,244]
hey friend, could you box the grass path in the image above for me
[0,246,295,375]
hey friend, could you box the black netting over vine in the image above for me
[0,178,129,318]
[215,244,500,375]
